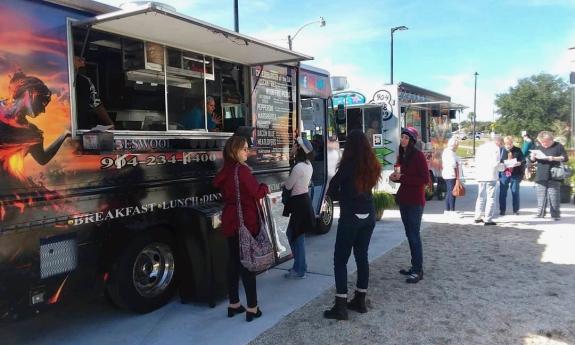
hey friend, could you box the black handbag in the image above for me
[281,186,291,205]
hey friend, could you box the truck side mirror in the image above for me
[336,104,346,124]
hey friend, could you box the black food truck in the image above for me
[0,0,336,319]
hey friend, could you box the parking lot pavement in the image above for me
[3,166,571,345]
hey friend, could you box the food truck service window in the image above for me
[71,28,247,134]
[363,107,382,147]
[72,30,166,131]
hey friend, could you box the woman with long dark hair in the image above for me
[390,127,430,284]
[324,130,381,320]
[213,135,269,322]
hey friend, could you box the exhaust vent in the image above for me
[119,1,177,12]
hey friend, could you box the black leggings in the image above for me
[227,234,257,308]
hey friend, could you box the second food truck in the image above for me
[333,82,466,198]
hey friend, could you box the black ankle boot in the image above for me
[347,291,367,313]
[323,296,348,320]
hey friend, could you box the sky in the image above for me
[99,0,575,121]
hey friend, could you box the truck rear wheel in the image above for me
[106,230,176,313]
[315,196,334,234]
[436,178,447,200]
[425,183,434,201]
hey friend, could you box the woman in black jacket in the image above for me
[324,130,382,320]
[529,131,569,220]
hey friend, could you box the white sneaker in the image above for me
[444,211,461,218]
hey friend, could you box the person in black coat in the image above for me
[528,131,569,220]
[498,136,525,215]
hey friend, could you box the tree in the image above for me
[494,73,570,137]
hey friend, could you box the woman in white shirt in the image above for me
[441,137,461,216]
[283,137,315,279]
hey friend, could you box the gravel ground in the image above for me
[250,222,575,345]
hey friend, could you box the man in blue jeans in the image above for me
[499,136,525,215]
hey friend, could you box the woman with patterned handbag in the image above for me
[214,136,269,322]
[441,137,462,216]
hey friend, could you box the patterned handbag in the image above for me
[550,163,572,181]
[234,165,274,272]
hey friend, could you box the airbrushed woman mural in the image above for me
[0,72,70,184]
[0,1,74,222]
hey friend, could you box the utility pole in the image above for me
[570,71,575,149]
[473,72,478,156]
[571,85,574,149]
[233,0,239,32]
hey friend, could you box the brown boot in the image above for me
[323,296,348,320]
[347,291,367,313]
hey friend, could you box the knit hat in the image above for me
[296,136,314,154]
[447,137,459,149]
[401,127,419,142]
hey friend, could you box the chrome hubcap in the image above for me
[321,197,333,225]
[133,243,175,298]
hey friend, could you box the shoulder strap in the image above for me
[234,164,245,227]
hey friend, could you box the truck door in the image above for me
[300,97,327,214]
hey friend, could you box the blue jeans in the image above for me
[499,175,521,214]
[287,226,307,276]
[399,205,424,273]
[333,209,375,295]
[444,178,457,211]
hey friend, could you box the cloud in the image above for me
[520,0,575,6]
[435,73,495,122]
[247,14,389,97]
[549,49,574,75]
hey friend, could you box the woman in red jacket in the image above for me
[213,136,269,322]
[390,127,430,284]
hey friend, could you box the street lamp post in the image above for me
[288,17,326,50]
[473,72,479,156]
[390,25,408,84]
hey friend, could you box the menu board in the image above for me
[251,66,295,168]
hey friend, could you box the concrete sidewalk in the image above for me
[1,177,573,345]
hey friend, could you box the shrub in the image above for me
[373,191,396,220]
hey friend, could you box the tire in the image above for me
[424,182,434,201]
[560,184,572,203]
[315,195,334,235]
[436,179,446,200]
[106,230,177,313]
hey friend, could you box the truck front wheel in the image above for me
[106,230,176,313]
[315,196,334,234]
